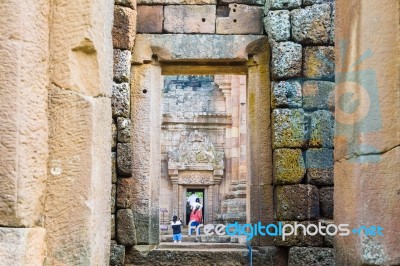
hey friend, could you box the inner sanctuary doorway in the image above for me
[160,75,248,225]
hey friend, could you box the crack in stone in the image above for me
[50,82,109,98]
[335,144,400,163]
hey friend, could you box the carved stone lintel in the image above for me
[168,130,224,171]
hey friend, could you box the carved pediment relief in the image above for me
[168,130,224,171]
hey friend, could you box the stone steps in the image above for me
[125,245,286,265]
[160,234,247,244]
[157,242,247,250]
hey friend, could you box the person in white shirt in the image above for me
[192,197,203,211]
[187,192,198,210]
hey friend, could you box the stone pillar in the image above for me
[131,63,161,245]
[178,185,184,223]
[44,0,113,264]
[207,186,213,223]
[239,76,247,182]
[0,0,49,264]
[247,44,273,246]
[216,75,233,195]
[169,170,179,216]
[0,0,49,227]
[335,0,400,264]
[230,75,241,184]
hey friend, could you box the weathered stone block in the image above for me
[0,0,49,227]
[117,209,137,246]
[113,49,131,83]
[305,148,333,186]
[216,5,263,34]
[115,0,137,9]
[274,221,323,247]
[276,185,319,220]
[132,34,265,63]
[220,0,265,6]
[46,88,111,265]
[111,184,116,214]
[273,149,305,185]
[111,215,116,240]
[271,42,302,79]
[329,3,334,44]
[303,46,335,79]
[288,247,334,266]
[272,109,307,149]
[319,220,334,247]
[117,117,132,143]
[164,5,216,34]
[112,120,117,150]
[112,152,117,183]
[50,0,113,97]
[137,5,163,33]
[217,6,230,17]
[291,4,331,44]
[303,0,333,5]
[0,228,46,265]
[138,0,216,4]
[271,81,302,108]
[110,240,125,266]
[264,10,290,41]
[319,187,333,219]
[302,81,335,110]
[117,143,132,176]
[309,110,334,148]
[265,0,301,10]
[131,64,162,245]
[112,83,130,118]
[116,178,135,209]
[112,6,137,50]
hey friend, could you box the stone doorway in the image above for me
[161,74,249,226]
[130,34,273,246]
[185,188,205,225]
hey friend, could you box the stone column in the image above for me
[44,0,113,264]
[213,172,223,223]
[230,75,241,185]
[207,186,213,223]
[216,75,232,195]
[178,185,184,224]
[169,170,179,216]
[239,75,247,183]
[131,63,161,245]
[335,0,400,264]
[247,42,273,246]
[0,0,49,263]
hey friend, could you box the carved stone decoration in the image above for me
[168,130,224,170]
[179,175,211,185]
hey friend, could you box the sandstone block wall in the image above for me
[137,0,264,34]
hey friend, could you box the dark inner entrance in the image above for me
[186,188,205,225]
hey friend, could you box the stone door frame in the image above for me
[181,186,208,225]
[130,34,273,246]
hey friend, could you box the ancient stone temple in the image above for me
[160,75,247,225]
[0,0,399,265]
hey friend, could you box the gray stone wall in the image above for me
[111,0,136,264]
[265,0,335,262]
